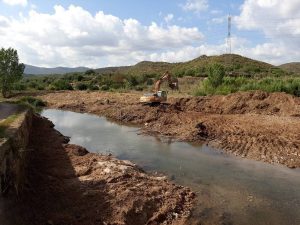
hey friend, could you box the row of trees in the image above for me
[0,48,24,97]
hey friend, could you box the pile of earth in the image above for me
[2,114,195,225]
[22,90,300,168]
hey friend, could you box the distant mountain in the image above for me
[24,65,90,75]
[279,62,300,74]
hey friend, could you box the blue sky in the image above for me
[0,0,299,67]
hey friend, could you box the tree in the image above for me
[85,69,95,75]
[207,63,225,88]
[0,48,25,97]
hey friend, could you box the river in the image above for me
[41,109,300,225]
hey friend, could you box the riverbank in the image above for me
[4,114,194,225]
[32,90,300,168]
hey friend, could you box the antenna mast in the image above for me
[227,15,232,54]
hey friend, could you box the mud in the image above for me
[3,114,194,225]
[34,90,300,168]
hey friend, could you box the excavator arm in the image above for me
[153,71,178,93]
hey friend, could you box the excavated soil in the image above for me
[3,114,194,225]
[35,90,300,168]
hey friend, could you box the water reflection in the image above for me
[41,109,300,225]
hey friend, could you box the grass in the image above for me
[194,76,300,96]
[16,96,47,112]
[0,114,20,138]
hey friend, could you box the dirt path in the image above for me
[32,90,300,168]
[0,103,21,120]
[3,114,194,225]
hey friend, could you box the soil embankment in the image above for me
[5,114,194,225]
[36,90,300,168]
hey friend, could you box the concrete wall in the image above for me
[0,109,33,195]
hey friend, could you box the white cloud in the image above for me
[182,0,209,13]
[234,0,300,64]
[0,5,204,67]
[2,0,27,6]
[148,36,248,63]
[164,14,174,23]
[147,35,300,66]
[0,2,298,68]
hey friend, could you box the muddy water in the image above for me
[41,109,300,225]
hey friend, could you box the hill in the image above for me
[25,65,90,75]
[95,66,131,74]
[279,62,300,74]
[95,54,277,77]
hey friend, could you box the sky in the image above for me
[0,0,299,68]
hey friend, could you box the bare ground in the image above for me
[2,114,194,225]
[0,103,22,120]
[35,90,300,168]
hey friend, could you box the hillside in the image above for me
[95,54,278,77]
[25,54,285,77]
[95,66,130,74]
[172,54,274,76]
[279,62,300,74]
[25,65,90,75]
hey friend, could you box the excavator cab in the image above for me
[140,91,167,103]
[156,91,167,98]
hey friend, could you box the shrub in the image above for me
[207,63,225,88]
[76,83,88,90]
[85,69,95,75]
[173,69,185,78]
[77,75,84,81]
[52,79,73,90]
[100,85,109,91]
[14,82,27,91]
[19,96,47,107]
[185,69,196,77]
[88,84,99,91]
[126,75,139,87]
[146,78,154,86]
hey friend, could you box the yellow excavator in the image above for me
[139,71,178,104]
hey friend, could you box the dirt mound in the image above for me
[170,91,300,116]
[5,114,194,225]
[29,90,300,168]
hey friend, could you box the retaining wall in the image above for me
[0,109,33,195]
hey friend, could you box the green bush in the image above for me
[146,78,154,86]
[76,83,88,90]
[19,96,47,107]
[126,75,139,87]
[100,85,109,91]
[185,69,196,77]
[173,69,185,78]
[52,79,73,90]
[88,85,99,91]
[207,63,225,88]
[14,82,27,91]
[194,76,300,97]
[77,75,84,81]
[85,69,95,75]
